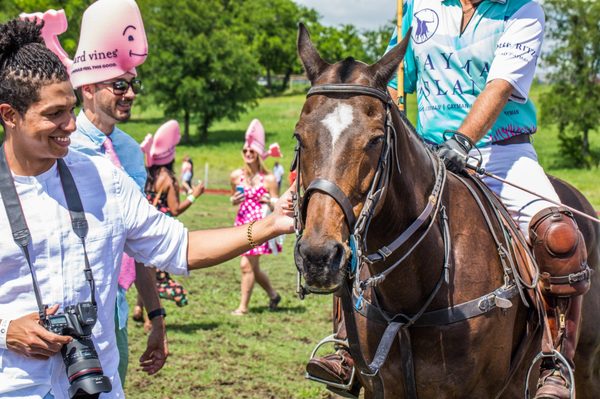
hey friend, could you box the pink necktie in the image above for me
[102,137,122,168]
[103,137,136,290]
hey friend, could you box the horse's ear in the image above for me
[368,28,412,89]
[297,22,329,84]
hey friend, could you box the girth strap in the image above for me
[399,328,417,398]
[303,179,357,231]
[354,284,519,327]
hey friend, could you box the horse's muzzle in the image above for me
[294,237,347,293]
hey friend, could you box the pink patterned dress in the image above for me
[235,173,282,256]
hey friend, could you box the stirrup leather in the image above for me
[524,350,575,398]
[305,334,357,393]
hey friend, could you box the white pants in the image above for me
[468,143,560,240]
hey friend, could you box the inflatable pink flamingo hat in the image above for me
[244,119,282,160]
[19,9,71,70]
[21,0,148,87]
[140,120,182,167]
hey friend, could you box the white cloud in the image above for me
[294,0,397,31]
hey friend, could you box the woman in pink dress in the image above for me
[230,119,282,315]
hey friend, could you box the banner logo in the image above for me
[413,9,439,44]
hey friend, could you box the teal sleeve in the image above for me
[385,0,416,94]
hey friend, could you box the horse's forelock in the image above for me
[316,57,372,86]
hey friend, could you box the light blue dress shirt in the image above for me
[71,111,147,192]
[71,111,148,330]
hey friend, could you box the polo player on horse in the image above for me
[305,1,592,398]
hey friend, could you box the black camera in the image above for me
[45,302,112,399]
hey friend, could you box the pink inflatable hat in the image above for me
[244,119,282,160]
[19,9,72,71]
[141,120,181,166]
[70,0,148,88]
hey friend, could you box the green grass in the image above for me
[122,87,599,399]
[125,194,332,399]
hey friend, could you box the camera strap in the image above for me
[0,145,97,322]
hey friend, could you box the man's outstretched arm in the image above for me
[186,187,295,270]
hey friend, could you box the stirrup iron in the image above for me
[305,334,357,393]
[524,350,575,398]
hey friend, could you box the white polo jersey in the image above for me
[387,0,545,146]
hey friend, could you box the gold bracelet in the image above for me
[247,220,258,248]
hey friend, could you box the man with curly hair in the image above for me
[0,18,294,399]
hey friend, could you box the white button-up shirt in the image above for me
[0,150,188,398]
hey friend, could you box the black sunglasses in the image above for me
[99,78,143,95]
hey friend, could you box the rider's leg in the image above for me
[475,143,562,240]
[529,207,590,399]
[476,143,590,398]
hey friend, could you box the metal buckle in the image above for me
[568,269,588,284]
[478,295,495,312]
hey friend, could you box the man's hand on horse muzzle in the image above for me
[436,132,474,173]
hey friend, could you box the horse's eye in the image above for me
[293,132,305,148]
[366,135,384,150]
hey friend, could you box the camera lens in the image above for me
[62,337,112,398]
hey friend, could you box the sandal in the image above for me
[269,294,281,311]
[231,309,248,316]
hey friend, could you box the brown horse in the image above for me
[292,24,600,398]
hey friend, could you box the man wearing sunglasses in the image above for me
[65,3,168,387]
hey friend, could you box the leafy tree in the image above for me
[231,0,318,93]
[310,24,368,65]
[540,0,600,168]
[363,23,396,64]
[138,0,261,142]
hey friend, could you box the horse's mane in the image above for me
[389,97,433,155]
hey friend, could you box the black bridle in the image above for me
[292,83,451,398]
[292,84,447,296]
[293,84,396,235]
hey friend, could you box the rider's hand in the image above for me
[192,180,205,198]
[436,132,474,173]
[6,304,72,360]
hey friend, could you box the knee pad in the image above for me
[529,207,590,297]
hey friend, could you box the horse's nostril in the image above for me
[298,239,346,271]
[331,243,345,271]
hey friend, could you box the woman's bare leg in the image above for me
[249,256,277,299]
[234,255,255,314]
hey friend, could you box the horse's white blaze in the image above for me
[321,104,354,149]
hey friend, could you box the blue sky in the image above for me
[294,0,397,31]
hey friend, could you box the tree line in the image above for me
[1,0,597,167]
[0,0,393,142]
